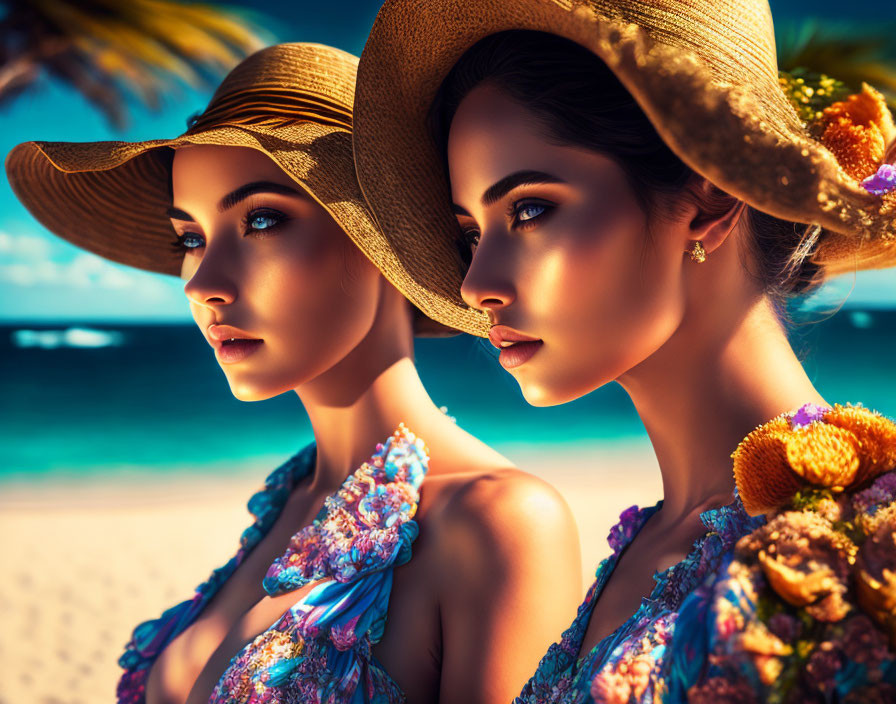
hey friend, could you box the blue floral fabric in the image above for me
[514,497,765,704]
[117,426,429,704]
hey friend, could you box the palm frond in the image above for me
[0,0,274,129]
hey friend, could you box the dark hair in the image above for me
[429,30,823,302]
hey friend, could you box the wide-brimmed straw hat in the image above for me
[6,42,454,335]
[353,0,896,337]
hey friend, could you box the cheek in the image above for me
[517,204,686,403]
[255,229,380,344]
[227,225,382,400]
[525,203,666,320]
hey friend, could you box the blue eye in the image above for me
[245,209,286,234]
[510,200,554,229]
[173,232,205,250]
[249,213,279,230]
[518,204,545,222]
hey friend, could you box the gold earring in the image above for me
[687,241,706,263]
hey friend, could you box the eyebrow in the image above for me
[166,181,303,221]
[217,181,301,212]
[166,207,194,221]
[481,170,566,207]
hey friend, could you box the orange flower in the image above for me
[826,406,896,486]
[736,511,855,621]
[733,414,803,516]
[818,84,896,181]
[733,404,896,515]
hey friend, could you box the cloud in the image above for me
[1,251,165,294]
[0,231,52,259]
[0,231,167,295]
[0,228,189,320]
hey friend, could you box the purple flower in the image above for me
[805,642,844,690]
[853,471,896,514]
[862,163,896,196]
[790,403,830,429]
[841,614,891,669]
[330,616,361,651]
[608,505,643,553]
[116,669,148,704]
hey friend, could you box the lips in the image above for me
[207,324,264,364]
[488,325,544,370]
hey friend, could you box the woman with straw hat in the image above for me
[352,1,896,701]
[5,42,583,704]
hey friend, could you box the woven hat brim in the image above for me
[8,137,181,275]
[6,123,462,335]
[354,0,896,337]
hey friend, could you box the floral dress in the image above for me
[516,403,896,703]
[117,425,428,704]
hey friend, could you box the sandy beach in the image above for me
[0,441,660,704]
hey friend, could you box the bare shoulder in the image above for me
[409,419,581,592]
[418,420,571,521]
[429,467,574,531]
[420,466,580,579]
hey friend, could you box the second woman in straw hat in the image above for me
[6,42,583,704]
[353,0,896,701]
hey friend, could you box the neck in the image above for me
[295,326,446,493]
[618,296,826,521]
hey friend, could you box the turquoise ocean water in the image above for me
[1,0,894,483]
[2,309,896,482]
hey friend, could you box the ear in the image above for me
[687,179,746,255]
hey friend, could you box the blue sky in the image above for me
[1,0,894,322]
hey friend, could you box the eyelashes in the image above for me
[170,207,290,252]
[171,232,204,252]
[461,226,481,252]
[455,196,558,261]
[240,207,289,236]
[458,198,555,250]
[508,199,554,229]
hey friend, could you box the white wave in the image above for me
[12,327,125,349]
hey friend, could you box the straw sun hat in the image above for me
[353,0,896,337]
[6,42,452,335]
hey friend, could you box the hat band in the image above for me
[185,86,353,135]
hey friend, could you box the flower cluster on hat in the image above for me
[816,85,895,187]
[780,71,896,196]
[778,70,852,124]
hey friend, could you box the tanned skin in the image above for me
[447,85,828,657]
[145,145,582,704]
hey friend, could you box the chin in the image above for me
[225,376,283,403]
[516,365,614,407]
[516,376,576,407]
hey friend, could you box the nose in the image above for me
[460,236,517,314]
[182,243,238,307]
